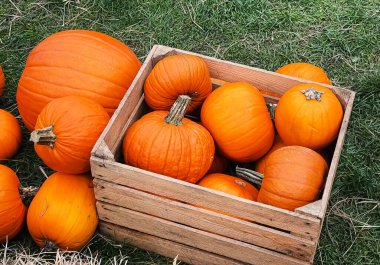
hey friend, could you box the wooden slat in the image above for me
[295,200,322,218]
[94,179,315,261]
[97,202,308,265]
[150,45,352,107]
[319,92,356,219]
[91,157,320,240]
[99,221,244,265]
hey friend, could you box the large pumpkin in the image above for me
[257,146,328,211]
[0,109,22,160]
[30,96,109,174]
[17,29,141,131]
[275,62,332,85]
[198,173,258,201]
[123,95,214,183]
[201,82,274,162]
[207,151,229,174]
[275,83,343,150]
[0,165,26,243]
[0,65,5,96]
[27,172,97,250]
[144,54,212,113]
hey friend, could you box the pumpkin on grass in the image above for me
[17,29,141,131]
[275,83,343,150]
[0,109,22,160]
[144,54,212,112]
[0,165,26,243]
[27,172,97,250]
[123,95,215,183]
[30,96,109,174]
[0,65,5,96]
[201,82,274,162]
[237,146,328,211]
[276,62,332,85]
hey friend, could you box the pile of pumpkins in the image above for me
[123,54,343,213]
[0,29,343,251]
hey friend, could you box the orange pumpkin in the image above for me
[27,172,97,250]
[30,96,109,174]
[275,83,343,150]
[201,82,274,162]
[17,29,141,131]
[198,173,258,201]
[0,65,5,96]
[0,109,22,160]
[276,62,332,85]
[0,165,26,243]
[255,135,286,174]
[207,151,229,174]
[123,95,214,183]
[257,146,328,211]
[144,54,212,113]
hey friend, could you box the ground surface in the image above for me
[0,0,379,264]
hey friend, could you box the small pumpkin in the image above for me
[30,96,109,174]
[27,172,97,250]
[207,151,229,174]
[198,173,258,201]
[255,135,286,174]
[0,109,22,160]
[144,54,212,113]
[0,65,5,96]
[201,82,274,162]
[257,146,328,211]
[0,165,27,243]
[123,95,215,183]
[275,83,343,150]
[275,62,332,85]
[17,29,141,131]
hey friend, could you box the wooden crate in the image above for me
[90,45,355,265]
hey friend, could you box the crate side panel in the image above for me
[98,202,309,265]
[94,179,315,261]
[99,221,245,265]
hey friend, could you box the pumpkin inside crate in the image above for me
[91,45,355,265]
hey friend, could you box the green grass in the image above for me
[0,0,379,264]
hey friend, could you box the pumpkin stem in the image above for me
[19,186,39,206]
[300,87,324,101]
[266,103,277,120]
[165,95,192,126]
[235,166,264,187]
[44,240,59,252]
[30,125,56,148]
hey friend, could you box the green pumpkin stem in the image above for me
[19,186,39,206]
[44,240,59,251]
[235,166,264,187]
[30,125,56,148]
[301,87,324,101]
[165,95,192,126]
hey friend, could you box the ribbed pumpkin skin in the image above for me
[255,135,285,174]
[258,146,328,211]
[123,111,215,183]
[198,173,258,201]
[27,172,97,250]
[17,29,141,131]
[201,82,274,162]
[0,110,22,160]
[0,165,26,243]
[144,54,212,112]
[276,62,332,85]
[34,96,109,174]
[275,83,343,150]
[0,65,5,96]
